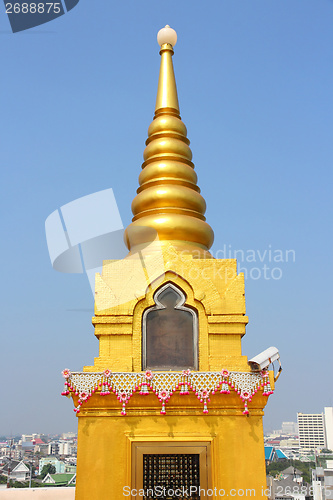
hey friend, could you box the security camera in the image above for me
[248,346,280,371]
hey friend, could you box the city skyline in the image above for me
[1,409,331,439]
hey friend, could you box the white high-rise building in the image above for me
[297,412,326,450]
[324,407,333,450]
[21,434,39,442]
[58,441,73,455]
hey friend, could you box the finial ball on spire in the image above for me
[157,25,177,47]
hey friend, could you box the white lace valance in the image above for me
[61,368,273,416]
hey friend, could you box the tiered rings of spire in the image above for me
[124,26,214,258]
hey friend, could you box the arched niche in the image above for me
[142,283,198,370]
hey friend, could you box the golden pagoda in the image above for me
[62,25,278,500]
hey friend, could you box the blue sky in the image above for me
[1,0,332,435]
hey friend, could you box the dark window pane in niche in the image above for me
[144,285,197,370]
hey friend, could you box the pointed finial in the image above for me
[155,25,179,116]
[124,27,214,258]
[157,25,177,47]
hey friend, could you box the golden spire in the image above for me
[124,26,214,258]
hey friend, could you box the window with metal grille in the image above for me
[143,453,200,499]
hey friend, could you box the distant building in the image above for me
[265,446,276,463]
[267,440,282,446]
[0,460,30,482]
[0,441,22,461]
[281,466,303,484]
[61,432,77,440]
[265,446,288,464]
[324,407,333,450]
[282,422,298,435]
[21,434,40,442]
[42,472,76,486]
[39,457,65,474]
[266,475,312,500]
[312,461,333,500]
[48,441,59,455]
[297,408,333,451]
[276,450,288,460]
[58,441,74,456]
[297,413,326,450]
[279,438,299,448]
